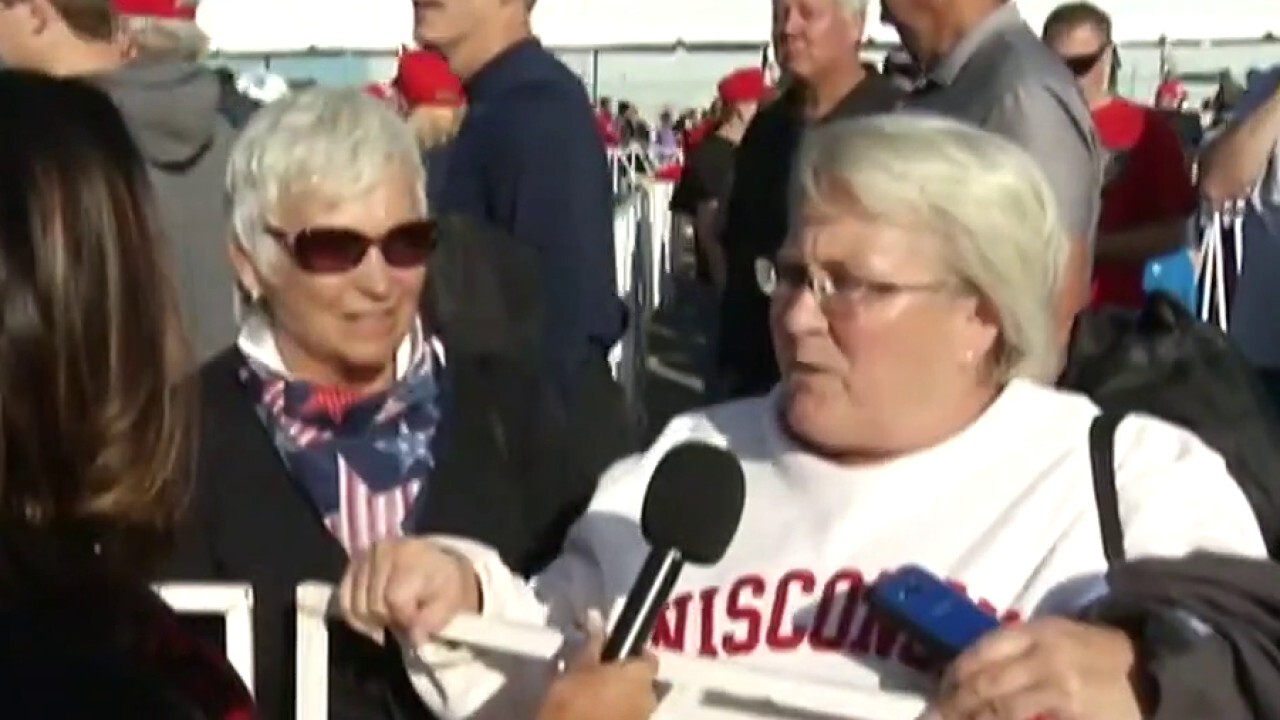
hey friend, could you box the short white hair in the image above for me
[774,0,868,16]
[790,113,1070,383]
[227,87,426,273]
[119,16,209,61]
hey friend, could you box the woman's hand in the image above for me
[928,618,1148,720]
[536,617,659,720]
[338,538,481,644]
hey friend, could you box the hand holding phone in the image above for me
[866,565,1001,665]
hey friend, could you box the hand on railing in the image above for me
[337,537,481,645]
[295,581,933,720]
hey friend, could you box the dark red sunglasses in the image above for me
[266,219,437,274]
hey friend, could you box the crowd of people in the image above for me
[1,0,1280,719]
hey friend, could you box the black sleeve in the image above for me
[716,127,766,364]
[417,358,626,577]
[510,355,633,575]
[691,142,735,207]
[670,149,707,214]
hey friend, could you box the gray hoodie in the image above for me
[94,59,238,364]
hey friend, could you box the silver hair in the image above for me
[227,87,427,274]
[118,16,209,61]
[790,113,1070,383]
[774,0,868,16]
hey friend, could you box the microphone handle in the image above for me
[600,549,684,662]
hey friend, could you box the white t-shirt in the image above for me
[1227,64,1280,367]
[409,380,1265,719]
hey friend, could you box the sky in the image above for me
[197,0,1280,53]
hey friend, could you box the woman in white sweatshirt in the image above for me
[339,114,1265,720]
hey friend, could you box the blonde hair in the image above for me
[791,113,1070,382]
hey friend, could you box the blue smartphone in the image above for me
[866,565,1001,664]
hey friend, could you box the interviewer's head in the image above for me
[227,88,431,391]
[0,70,192,574]
[763,114,1068,460]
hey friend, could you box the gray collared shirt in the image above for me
[906,3,1103,246]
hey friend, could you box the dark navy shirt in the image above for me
[439,39,623,399]
[423,143,451,210]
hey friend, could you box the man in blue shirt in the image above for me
[413,0,624,408]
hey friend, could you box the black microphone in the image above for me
[600,442,746,661]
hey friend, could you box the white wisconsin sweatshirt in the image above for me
[405,379,1266,719]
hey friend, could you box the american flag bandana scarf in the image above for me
[239,333,442,556]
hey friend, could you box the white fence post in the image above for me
[153,582,256,696]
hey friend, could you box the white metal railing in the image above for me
[609,145,659,194]
[295,581,927,720]
[159,580,927,718]
[609,181,673,407]
[153,582,256,695]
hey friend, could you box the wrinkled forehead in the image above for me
[270,170,424,235]
[779,200,944,275]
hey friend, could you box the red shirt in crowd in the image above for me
[595,110,620,146]
[1090,98,1198,308]
[683,118,717,156]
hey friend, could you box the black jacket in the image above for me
[0,528,254,720]
[162,215,632,719]
[1087,553,1280,719]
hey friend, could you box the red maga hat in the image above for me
[717,67,768,105]
[394,49,464,108]
[111,0,197,19]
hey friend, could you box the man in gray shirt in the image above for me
[0,0,236,365]
[884,0,1102,335]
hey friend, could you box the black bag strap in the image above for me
[1088,411,1127,565]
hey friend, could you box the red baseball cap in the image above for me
[717,68,768,105]
[393,49,464,108]
[111,0,197,19]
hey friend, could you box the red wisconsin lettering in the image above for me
[809,570,863,650]
[697,587,719,657]
[652,593,691,651]
[721,575,766,656]
[765,569,818,650]
[849,611,903,658]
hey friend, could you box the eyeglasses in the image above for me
[1060,44,1111,77]
[755,257,952,312]
[265,219,437,274]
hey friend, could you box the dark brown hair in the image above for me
[0,70,193,577]
[1041,1,1112,44]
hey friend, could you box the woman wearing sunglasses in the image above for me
[162,87,603,720]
